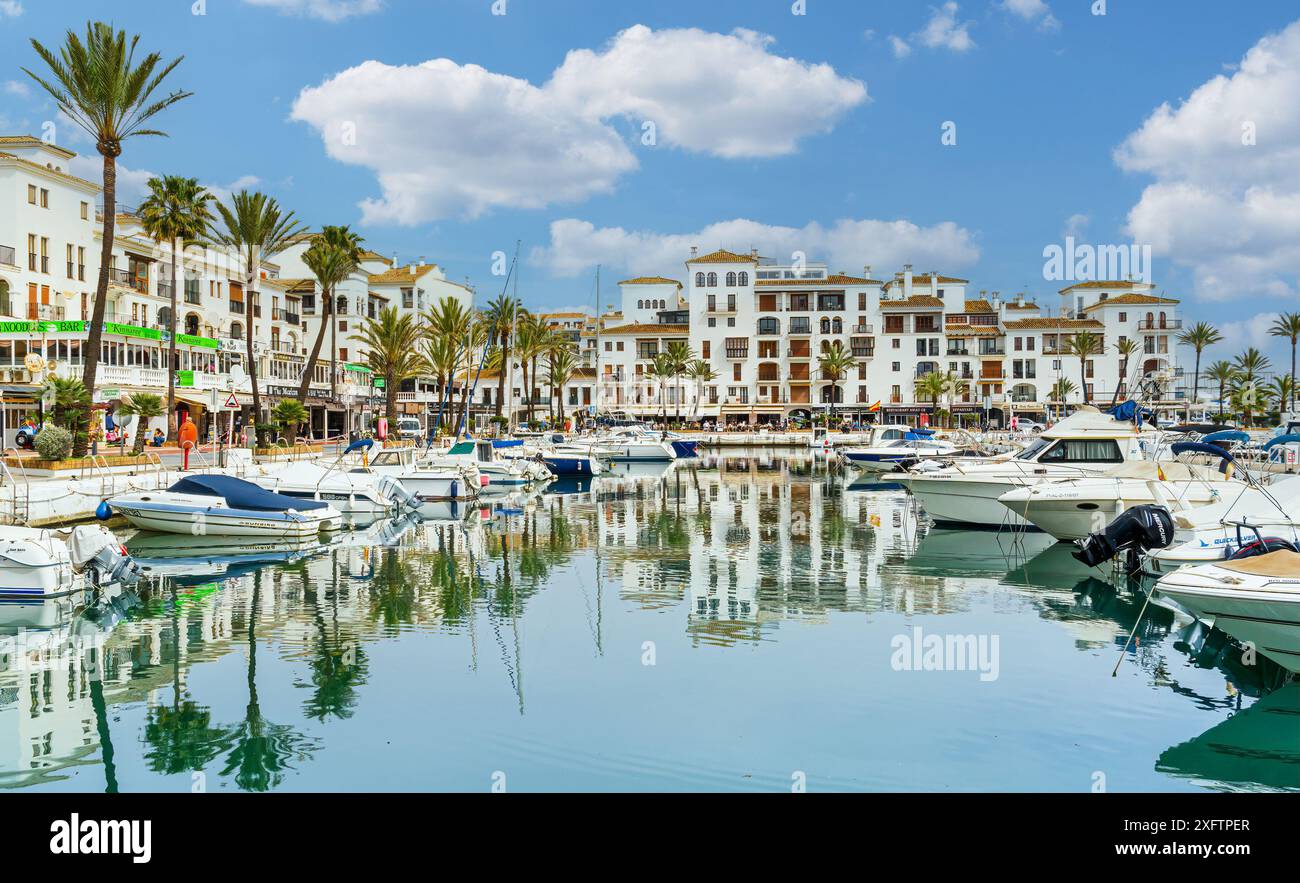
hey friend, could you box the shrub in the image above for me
[34,425,74,461]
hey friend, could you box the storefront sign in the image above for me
[176,370,195,388]
[104,322,161,341]
[174,333,219,349]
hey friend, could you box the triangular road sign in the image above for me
[224,393,241,410]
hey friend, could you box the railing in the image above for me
[788,323,812,335]
[0,245,16,266]
[979,370,1007,380]
[230,300,245,314]
[1138,319,1181,331]
[946,348,970,356]
[724,349,748,360]
[157,282,173,299]
[757,324,781,336]
[27,304,64,321]
[851,346,874,358]
[110,267,149,293]
[252,305,262,318]
[786,349,811,359]
[851,324,873,334]
[185,290,202,305]
[281,311,300,325]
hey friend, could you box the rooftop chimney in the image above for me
[904,264,914,300]
[863,265,871,278]
[690,246,698,258]
[418,256,425,267]
[750,247,758,259]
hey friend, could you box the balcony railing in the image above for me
[28,304,65,321]
[109,267,149,294]
[757,324,781,336]
[1138,319,1181,331]
[185,290,201,305]
[230,300,245,314]
[0,245,15,266]
[281,311,300,325]
[851,345,874,358]
[788,323,812,335]
[979,370,1006,380]
[786,349,811,359]
[724,349,748,360]
[851,324,873,334]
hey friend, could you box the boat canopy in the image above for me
[1201,429,1249,444]
[1170,441,1237,463]
[168,475,330,512]
[344,438,374,454]
[903,431,934,441]
[1169,423,1233,435]
[1263,433,1300,450]
[448,442,475,456]
[493,439,524,448]
[1107,400,1157,427]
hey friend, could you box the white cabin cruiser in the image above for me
[0,524,140,600]
[1154,550,1300,673]
[250,460,419,518]
[107,474,342,538]
[599,429,677,462]
[365,447,482,502]
[444,439,538,490]
[841,435,962,473]
[998,452,1240,541]
[897,407,1149,529]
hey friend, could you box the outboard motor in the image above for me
[376,474,422,512]
[1072,504,1175,568]
[67,524,141,587]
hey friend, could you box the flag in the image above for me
[868,400,882,412]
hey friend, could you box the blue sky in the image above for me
[3,0,1299,365]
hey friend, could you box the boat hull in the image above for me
[903,476,1034,528]
[110,503,338,538]
[542,456,600,476]
[1155,569,1300,673]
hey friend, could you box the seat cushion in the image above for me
[1219,550,1300,578]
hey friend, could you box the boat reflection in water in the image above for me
[0,449,1295,793]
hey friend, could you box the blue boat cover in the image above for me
[1201,429,1249,444]
[344,438,374,454]
[903,432,932,442]
[168,474,330,511]
[1263,433,1300,450]
[1170,441,1235,462]
[493,439,524,448]
[1108,400,1157,427]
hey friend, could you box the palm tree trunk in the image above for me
[386,373,398,429]
[522,359,531,427]
[298,287,330,402]
[330,291,338,401]
[166,237,179,442]
[78,153,117,458]
[1079,359,1089,404]
[246,266,263,445]
[495,335,507,419]
[1191,351,1202,421]
[1291,340,1297,412]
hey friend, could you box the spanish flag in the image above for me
[868,400,882,412]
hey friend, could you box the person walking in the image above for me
[178,413,198,471]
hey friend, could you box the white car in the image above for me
[1012,420,1045,433]
[395,417,423,441]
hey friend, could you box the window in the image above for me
[1026,337,1035,351]
[707,294,716,312]
[726,272,737,286]
[733,363,741,382]
[27,234,36,271]
[66,244,74,278]
[1037,439,1123,464]
[637,300,643,310]
[695,272,705,286]
[616,341,624,351]
[28,184,37,204]
[858,292,867,310]
[726,293,735,311]
[81,201,89,220]
[707,317,716,328]
[707,273,718,287]
[1118,312,1127,322]
[702,341,710,359]
[891,362,900,372]
[40,189,49,208]
[757,317,780,335]
[738,272,748,286]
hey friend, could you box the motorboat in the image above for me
[443,439,538,490]
[896,406,1150,529]
[0,524,140,600]
[599,428,677,461]
[364,446,482,502]
[540,447,604,476]
[1145,476,1300,576]
[1153,549,1300,673]
[250,460,419,518]
[106,474,343,538]
[998,443,1244,541]
[840,434,962,473]
[125,531,327,583]
[490,439,556,481]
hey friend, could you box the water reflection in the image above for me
[0,450,1294,792]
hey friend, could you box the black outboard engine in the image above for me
[1072,505,1175,568]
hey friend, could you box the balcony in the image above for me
[851,324,873,334]
[756,322,781,336]
[109,267,149,294]
[185,289,201,306]
[979,370,1006,380]
[230,300,245,314]
[28,304,65,321]
[158,282,173,300]
[946,346,970,356]
[0,245,15,266]
[787,323,812,336]
[706,302,737,314]
[786,349,811,359]
[282,311,300,325]
[851,344,875,358]
[724,348,748,360]
[977,346,1007,357]
[1138,319,1181,331]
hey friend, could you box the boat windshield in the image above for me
[1014,437,1052,460]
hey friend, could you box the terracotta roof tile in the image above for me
[688,249,756,264]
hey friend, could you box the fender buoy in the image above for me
[96,501,112,521]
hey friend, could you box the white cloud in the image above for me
[242,0,381,22]
[1214,312,1291,369]
[889,36,913,59]
[3,80,29,97]
[291,25,867,224]
[1116,19,1300,301]
[916,3,976,53]
[1063,212,1090,237]
[69,155,157,209]
[999,0,1060,32]
[531,217,980,280]
[0,1,23,18]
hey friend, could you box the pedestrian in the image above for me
[179,413,198,471]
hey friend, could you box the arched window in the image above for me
[0,280,9,317]
[1158,311,1167,328]
[157,306,172,328]
[637,300,643,310]
[1145,312,1154,327]
[738,272,748,286]
[707,273,718,287]
[336,295,349,315]
[832,317,842,334]
[695,272,706,286]
[820,318,831,334]
[757,317,780,335]
[185,313,200,336]
[726,272,737,287]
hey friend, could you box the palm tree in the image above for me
[663,340,694,424]
[512,311,548,427]
[545,342,580,427]
[271,398,309,444]
[299,227,363,405]
[686,359,717,423]
[483,294,521,423]
[355,307,427,428]
[1065,332,1102,405]
[646,351,675,425]
[212,191,306,445]
[1233,347,1272,386]
[1176,321,1223,419]
[24,22,192,455]
[119,392,164,455]
[1205,360,1238,421]
[817,341,856,423]
[1110,337,1142,408]
[424,296,473,434]
[1269,313,1300,412]
[45,376,90,445]
[1232,378,1270,428]
[1267,375,1295,418]
[1049,377,1077,421]
[138,175,213,442]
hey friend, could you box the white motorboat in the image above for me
[365,447,483,502]
[840,437,962,473]
[599,429,677,462]
[250,460,419,518]
[1154,549,1300,673]
[0,524,140,600]
[998,455,1240,542]
[444,439,538,490]
[897,407,1150,529]
[107,474,342,538]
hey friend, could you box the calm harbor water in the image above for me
[1,451,1296,793]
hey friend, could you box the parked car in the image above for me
[1012,419,1046,433]
[395,417,423,440]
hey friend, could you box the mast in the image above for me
[594,264,601,427]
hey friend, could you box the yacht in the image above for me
[840,435,962,473]
[107,474,342,538]
[540,447,604,476]
[998,442,1243,541]
[444,439,540,489]
[599,429,678,462]
[0,524,139,600]
[250,460,419,518]
[364,446,483,502]
[1153,549,1300,673]
[896,407,1150,529]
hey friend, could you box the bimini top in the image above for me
[168,474,330,512]
[1201,429,1249,445]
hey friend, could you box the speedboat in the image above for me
[106,474,342,538]
[0,524,140,600]
[1145,476,1300,576]
[540,447,604,476]
[250,460,419,518]
[841,435,961,473]
[1153,549,1300,673]
[444,439,537,490]
[599,429,677,462]
[896,406,1150,529]
[998,443,1243,541]
[365,446,482,502]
